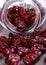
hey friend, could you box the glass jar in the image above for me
[0,0,46,34]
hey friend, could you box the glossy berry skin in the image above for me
[0,41,5,51]
[5,53,20,65]
[8,53,20,62]
[0,39,8,53]
[0,36,7,42]
[18,6,29,22]
[27,8,36,24]
[30,45,41,56]
[7,6,36,32]
[18,47,30,56]
[12,39,20,47]
[1,48,11,57]
[16,20,26,32]
[32,28,46,37]
[23,53,40,65]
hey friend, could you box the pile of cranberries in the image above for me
[0,28,46,65]
[7,6,36,32]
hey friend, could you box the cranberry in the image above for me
[1,48,11,57]
[30,45,41,56]
[0,36,7,42]
[0,41,8,52]
[23,53,40,65]
[28,8,36,16]
[29,16,35,24]
[20,34,28,43]
[18,6,28,22]
[33,28,45,36]
[27,8,36,24]
[5,53,20,65]
[18,47,29,56]
[34,36,46,47]
[7,36,13,46]
[9,53,20,62]
[5,58,11,65]
[10,47,15,53]
[17,20,26,32]
[43,39,46,47]
[43,32,46,37]
[35,36,43,43]
[12,39,20,47]
[7,6,17,15]
[13,14,19,18]
[9,33,14,38]
[34,29,43,35]
[30,39,36,44]
[11,62,18,65]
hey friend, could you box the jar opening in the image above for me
[1,0,44,34]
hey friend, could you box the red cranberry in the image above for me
[28,8,36,16]
[0,36,7,42]
[0,41,8,52]
[30,45,41,56]
[5,54,20,65]
[17,20,26,32]
[18,47,29,56]
[5,58,11,65]
[5,58,18,65]
[7,36,13,46]
[5,53,20,65]
[29,16,35,24]
[9,33,14,38]
[10,47,15,53]
[12,39,20,47]
[43,39,46,47]
[13,14,19,18]
[20,34,28,43]
[33,28,46,36]
[18,6,28,22]
[23,53,40,65]
[30,39,36,44]
[9,53,20,62]
[27,8,36,24]
[5,57,18,65]
[13,18,20,26]
[35,36,43,43]
[43,33,46,37]
[35,36,46,47]
[1,48,11,57]
[10,62,18,65]
[7,6,17,15]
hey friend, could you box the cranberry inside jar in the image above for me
[1,0,41,33]
[7,5,36,32]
